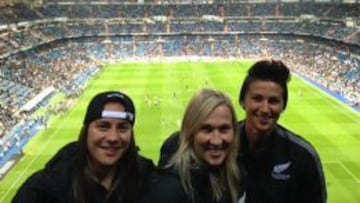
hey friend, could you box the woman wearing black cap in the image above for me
[12,91,154,203]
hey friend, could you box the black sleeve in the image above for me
[158,131,180,167]
[299,148,327,203]
[138,155,155,184]
[11,171,44,203]
[137,170,188,203]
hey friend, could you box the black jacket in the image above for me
[12,142,154,203]
[138,165,245,203]
[158,121,327,203]
[239,122,327,203]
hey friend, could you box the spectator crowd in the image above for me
[0,1,359,176]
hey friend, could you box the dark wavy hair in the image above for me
[71,124,142,203]
[239,59,291,109]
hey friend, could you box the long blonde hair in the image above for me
[168,88,240,203]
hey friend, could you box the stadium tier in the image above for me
[0,1,359,203]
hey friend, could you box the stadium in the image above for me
[0,0,359,202]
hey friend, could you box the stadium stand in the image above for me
[0,0,359,178]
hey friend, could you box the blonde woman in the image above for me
[139,88,245,203]
[160,59,326,203]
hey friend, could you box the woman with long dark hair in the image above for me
[12,91,154,203]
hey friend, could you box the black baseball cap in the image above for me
[83,91,135,125]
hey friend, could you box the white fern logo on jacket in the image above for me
[271,161,291,180]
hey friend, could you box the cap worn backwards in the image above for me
[83,91,135,125]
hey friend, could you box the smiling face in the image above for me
[86,102,132,171]
[242,80,285,137]
[193,104,235,167]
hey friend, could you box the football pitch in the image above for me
[0,60,359,202]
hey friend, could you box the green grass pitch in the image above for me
[0,60,359,202]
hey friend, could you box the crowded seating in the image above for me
[0,1,359,175]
